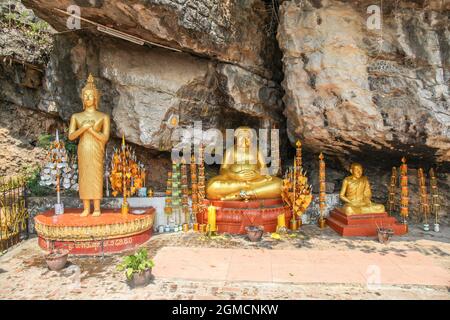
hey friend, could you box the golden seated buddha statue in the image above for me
[338,163,385,215]
[206,127,282,201]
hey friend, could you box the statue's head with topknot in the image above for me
[82,73,100,110]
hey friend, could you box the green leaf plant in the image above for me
[116,248,154,280]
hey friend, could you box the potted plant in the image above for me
[117,248,154,287]
[45,248,69,271]
[377,227,394,244]
[245,225,264,242]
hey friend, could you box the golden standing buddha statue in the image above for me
[68,74,111,217]
[338,163,385,215]
[206,127,282,201]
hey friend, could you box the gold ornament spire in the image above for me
[318,152,326,228]
[81,73,100,110]
[399,157,409,228]
[82,73,98,92]
[387,167,397,215]
[87,73,94,82]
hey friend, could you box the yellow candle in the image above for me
[277,213,286,229]
[207,205,217,232]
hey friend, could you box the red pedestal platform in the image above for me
[197,198,292,234]
[326,209,408,237]
[34,208,155,255]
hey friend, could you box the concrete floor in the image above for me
[0,224,449,299]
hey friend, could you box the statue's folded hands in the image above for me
[68,74,110,217]
[338,163,385,215]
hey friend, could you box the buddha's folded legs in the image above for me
[206,177,247,200]
[340,203,385,215]
[340,205,361,215]
[207,176,283,200]
[360,203,385,214]
[248,177,283,199]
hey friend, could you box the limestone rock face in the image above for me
[216,63,284,122]
[22,0,275,78]
[2,0,282,179]
[99,41,210,149]
[0,102,63,177]
[37,34,281,151]
[278,0,450,168]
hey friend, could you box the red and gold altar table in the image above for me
[197,198,292,234]
[326,209,407,237]
[34,208,155,255]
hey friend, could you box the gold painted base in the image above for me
[318,217,326,229]
[34,208,155,241]
[290,219,298,231]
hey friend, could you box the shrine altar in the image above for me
[34,208,155,255]
[197,199,292,234]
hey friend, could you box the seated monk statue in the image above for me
[338,163,385,215]
[206,126,282,201]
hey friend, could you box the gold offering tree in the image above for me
[281,140,313,219]
[109,135,145,198]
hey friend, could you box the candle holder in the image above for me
[318,217,326,229]
[399,157,409,226]
[289,218,298,231]
[429,168,441,233]
[190,154,198,227]
[197,144,206,223]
